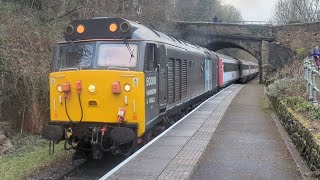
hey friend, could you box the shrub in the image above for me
[295,48,309,60]
[280,96,320,120]
[311,107,320,120]
[284,96,313,112]
[295,101,314,112]
[266,77,306,99]
[0,2,54,133]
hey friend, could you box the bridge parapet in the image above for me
[171,21,274,41]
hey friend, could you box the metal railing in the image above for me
[304,58,320,104]
[171,19,273,25]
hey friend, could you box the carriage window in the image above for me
[97,44,138,67]
[223,63,238,72]
[57,43,94,70]
[144,43,156,71]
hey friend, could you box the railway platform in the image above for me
[100,81,305,180]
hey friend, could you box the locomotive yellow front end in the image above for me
[43,18,148,159]
[50,70,145,136]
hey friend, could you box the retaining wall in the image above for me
[269,96,320,177]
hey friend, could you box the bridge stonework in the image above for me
[166,21,320,83]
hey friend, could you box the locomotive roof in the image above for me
[63,17,202,52]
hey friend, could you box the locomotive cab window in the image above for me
[144,43,157,71]
[56,43,94,71]
[97,43,138,68]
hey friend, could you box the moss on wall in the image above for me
[269,96,320,176]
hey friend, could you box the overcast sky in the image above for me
[222,0,279,21]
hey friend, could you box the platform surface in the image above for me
[102,82,302,180]
[190,81,301,180]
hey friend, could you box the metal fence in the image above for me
[304,58,320,104]
[171,20,273,25]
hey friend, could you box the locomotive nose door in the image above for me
[156,44,167,110]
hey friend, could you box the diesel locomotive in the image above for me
[43,17,258,159]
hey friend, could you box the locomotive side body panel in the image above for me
[165,44,207,108]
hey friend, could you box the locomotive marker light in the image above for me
[120,22,130,32]
[77,24,85,34]
[109,23,118,32]
[57,85,63,93]
[65,25,74,35]
[88,84,96,93]
[123,83,131,92]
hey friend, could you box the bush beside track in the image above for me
[266,58,320,178]
[268,96,320,177]
[0,4,71,176]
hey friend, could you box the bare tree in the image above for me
[171,0,242,22]
[218,4,243,22]
[274,0,320,24]
[5,0,242,23]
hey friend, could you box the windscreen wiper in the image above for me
[68,40,83,55]
[123,38,134,63]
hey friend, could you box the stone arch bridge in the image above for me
[165,21,320,82]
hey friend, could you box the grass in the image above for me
[282,96,320,121]
[0,142,72,180]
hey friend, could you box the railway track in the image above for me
[57,153,126,180]
[26,152,125,180]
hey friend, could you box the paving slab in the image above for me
[190,82,302,180]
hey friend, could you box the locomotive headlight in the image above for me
[88,84,96,93]
[57,85,62,93]
[77,24,85,34]
[124,84,131,92]
[109,23,118,32]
